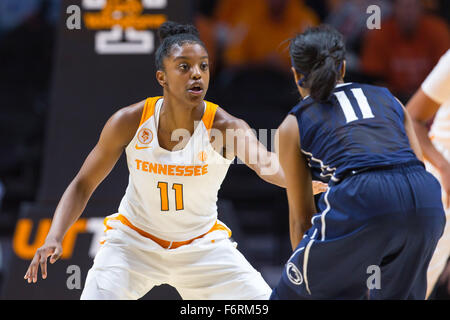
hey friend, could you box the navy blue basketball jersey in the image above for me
[289,82,418,183]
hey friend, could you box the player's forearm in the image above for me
[402,106,424,162]
[260,173,285,188]
[46,179,92,242]
[253,152,286,188]
[289,218,303,250]
[289,210,312,250]
[288,196,315,250]
[412,120,448,170]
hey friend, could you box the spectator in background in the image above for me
[421,0,450,23]
[214,0,319,73]
[194,0,221,74]
[0,0,41,38]
[360,0,450,103]
[0,0,59,39]
[324,0,391,79]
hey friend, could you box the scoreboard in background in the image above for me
[2,0,192,299]
[82,0,168,54]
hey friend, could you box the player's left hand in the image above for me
[24,238,63,283]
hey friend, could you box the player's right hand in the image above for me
[312,181,328,195]
[24,239,63,283]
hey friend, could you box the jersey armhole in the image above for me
[202,101,219,130]
[138,96,160,128]
[203,101,234,163]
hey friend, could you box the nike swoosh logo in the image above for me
[135,143,151,150]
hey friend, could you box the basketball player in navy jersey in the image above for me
[271,25,445,299]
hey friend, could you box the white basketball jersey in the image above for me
[424,50,450,153]
[117,97,233,241]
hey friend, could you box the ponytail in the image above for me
[289,25,346,103]
[309,55,339,102]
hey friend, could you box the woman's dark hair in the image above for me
[155,21,206,71]
[289,25,346,102]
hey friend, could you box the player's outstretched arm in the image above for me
[278,115,316,250]
[406,90,450,207]
[212,107,286,188]
[24,100,144,284]
[275,128,327,195]
[394,97,424,162]
[406,90,444,166]
[230,118,286,188]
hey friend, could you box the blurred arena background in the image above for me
[0,0,449,299]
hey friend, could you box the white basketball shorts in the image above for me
[80,217,272,300]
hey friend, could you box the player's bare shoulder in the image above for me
[115,99,146,126]
[212,106,247,133]
[101,99,147,149]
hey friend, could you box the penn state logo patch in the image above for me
[286,262,303,285]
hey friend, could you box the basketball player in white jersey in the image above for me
[23,21,326,299]
[22,21,276,300]
[407,49,450,299]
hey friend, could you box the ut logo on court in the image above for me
[66,0,168,54]
[13,217,104,260]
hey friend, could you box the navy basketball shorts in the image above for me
[271,162,446,300]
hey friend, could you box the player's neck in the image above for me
[159,96,204,135]
[299,79,345,99]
